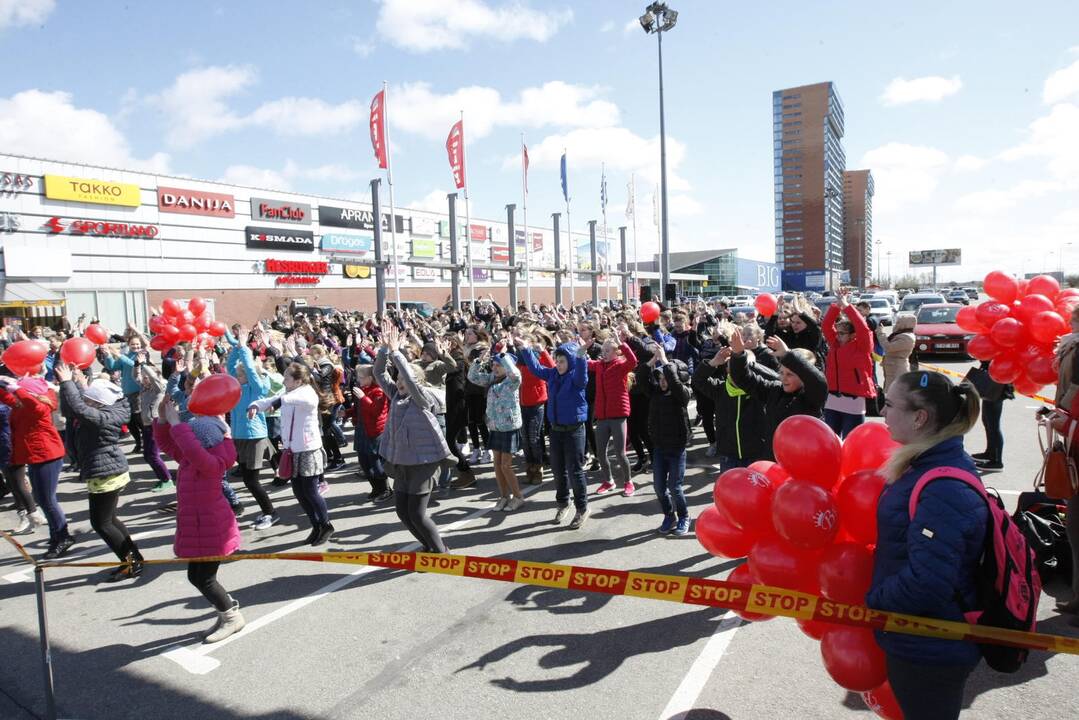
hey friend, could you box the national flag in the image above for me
[626,176,635,218]
[560,152,568,201]
[652,191,659,227]
[523,143,529,195]
[446,120,466,190]
[600,166,607,211]
[369,90,388,170]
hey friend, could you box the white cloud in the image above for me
[218,160,368,192]
[1044,57,1079,104]
[352,39,375,57]
[152,65,256,148]
[999,102,1079,182]
[953,179,1063,213]
[600,20,614,33]
[375,0,572,53]
[861,142,949,212]
[880,75,962,106]
[953,154,987,172]
[408,189,452,213]
[0,0,54,29]
[392,80,620,140]
[220,165,292,191]
[0,89,169,172]
[623,18,640,33]
[247,97,366,135]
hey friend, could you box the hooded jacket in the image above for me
[0,385,65,465]
[645,362,692,451]
[519,343,588,426]
[822,304,877,399]
[692,362,766,462]
[374,348,451,465]
[353,382,388,439]
[517,350,553,407]
[58,380,129,481]
[588,341,637,420]
[228,345,270,439]
[468,353,523,432]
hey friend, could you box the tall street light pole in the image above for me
[640,3,677,302]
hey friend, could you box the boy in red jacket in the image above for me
[351,365,390,502]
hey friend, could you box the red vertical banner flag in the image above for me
[369,90,388,170]
[446,120,466,190]
[523,143,529,194]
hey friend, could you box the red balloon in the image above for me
[162,298,184,317]
[796,617,833,640]
[748,460,776,474]
[818,542,875,605]
[840,423,898,477]
[714,467,777,535]
[983,271,1018,304]
[208,321,228,338]
[1017,278,1030,297]
[773,415,842,489]
[188,374,242,416]
[728,563,772,622]
[59,337,95,369]
[989,355,1022,384]
[161,324,181,343]
[1013,374,1044,398]
[696,506,754,559]
[193,312,212,332]
[771,480,840,549]
[836,470,887,545]
[177,324,198,342]
[820,626,888,692]
[989,317,1026,348]
[1060,288,1079,300]
[1029,311,1066,344]
[640,301,661,324]
[1057,297,1079,319]
[754,293,778,318]
[1018,342,1046,366]
[954,305,986,333]
[84,323,109,345]
[1014,294,1054,325]
[149,335,173,352]
[861,681,904,720]
[975,301,1011,329]
[148,314,171,334]
[187,297,207,316]
[1028,354,1058,385]
[2,340,49,376]
[179,310,196,326]
[1026,274,1060,302]
[748,536,821,593]
[966,333,1000,361]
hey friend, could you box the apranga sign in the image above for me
[44,174,141,207]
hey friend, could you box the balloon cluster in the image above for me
[961,271,1079,397]
[697,416,904,719]
[149,297,226,353]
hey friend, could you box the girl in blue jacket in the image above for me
[226,331,276,530]
[870,370,985,720]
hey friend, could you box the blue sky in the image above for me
[2,0,1078,281]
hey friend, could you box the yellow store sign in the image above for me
[44,174,141,207]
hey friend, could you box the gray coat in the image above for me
[374,348,450,466]
[59,380,129,482]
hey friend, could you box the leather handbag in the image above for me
[276,412,296,480]
[1035,414,1078,500]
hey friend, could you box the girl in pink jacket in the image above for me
[154,401,244,644]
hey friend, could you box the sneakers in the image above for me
[468,448,481,465]
[672,517,691,536]
[106,552,144,582]
[493,497,509,511]
[312,523,335,546]
[152,480,175,493]
[253,513,280,530]
[623,482,636,497]
[504,496,525,512]
[553,506,572,525]
[589,458,602,472]
[658,514,677,534]
[43,534,76,560]
[595,482,615,495]
[12,510,31,535]
[568,507,591,530]
[29,508,46,527]
[478,449,492,464]
[371,489,393,503]
[631,459,649,474]
[970,451,990,461]
[203,599,245,644]
[317,480,330,496]
[705,443,718,458]
[975,459,1003,471]
[526,464,543,485]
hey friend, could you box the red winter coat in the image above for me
[0,387,64,465]
[518,350,554,407]
[822,304,877,399]
[353,383,388,438]
[154,421,240,559]
[588,342,638,420]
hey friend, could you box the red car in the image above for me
[913,303,972,355]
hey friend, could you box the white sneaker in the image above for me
[253,513,280,530]
[493,497,509,511]
[569,507,591,530]
[13,510,31,534]
[479,449,492,464]
[505,497,525,512]
[553,506,572,524]
[469,448,481,464]
[29,508,46,527]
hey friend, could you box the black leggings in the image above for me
[187,561,231,611]
[320,414,342,462]
[444,403,470,468]
[88,488,138,561]
[465,394,489,449]
[240,464,274,515]
[696,391,716,444]
[628,393,653,462]
[585,405,597,457]
[125,395,143,449]
[394,491,447,553]
[2,465,35,512]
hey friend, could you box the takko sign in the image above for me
[264,258,328,285]
[251,197,311,225]
[45,216,159,238]
[157,186,235,218]
[44,174,141,207]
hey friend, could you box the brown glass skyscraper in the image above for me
[842,169,875,287]
[773,82,846,291]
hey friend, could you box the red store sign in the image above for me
[158,186,235,218]
[45,216,159,238]
[264,258,328,285]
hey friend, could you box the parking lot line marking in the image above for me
[658,612,743,720]
[163,488,540,674]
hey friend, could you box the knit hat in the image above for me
[189,415,228,449]
[84,380,123,406]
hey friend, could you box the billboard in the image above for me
[735,258,781,293]
[909,249,961,266]
[783,270,826,292]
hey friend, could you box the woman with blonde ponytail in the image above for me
[868,370,986,720]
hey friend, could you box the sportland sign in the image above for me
[157,186,236,218]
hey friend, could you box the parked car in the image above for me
[963,287,980,299]
[862,297,895,325]
[899,292,946,314]
[946,289,970,305]
[914,303,971,355]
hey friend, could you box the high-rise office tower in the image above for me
[842,169,875,287]
[773,82,846,291]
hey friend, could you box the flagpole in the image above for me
[602,162,610,304]
[382,81,402,311]
[564,148,574,305]
[631,173,638,301]
[461,110,475,307]
[521,132,531,310]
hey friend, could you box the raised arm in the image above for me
[391,350,430,411]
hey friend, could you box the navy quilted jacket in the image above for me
[866,436,987,666]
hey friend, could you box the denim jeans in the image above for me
[28,458,65,541]
[520,403,546,465]
[823,408,864,439]
[886,654,975,720]
[291,474,329,528]
[220,474,240,507]
[549,425,588,512]
[354,430,386,480]
[653,448,688,518]
[718,455,750,474]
